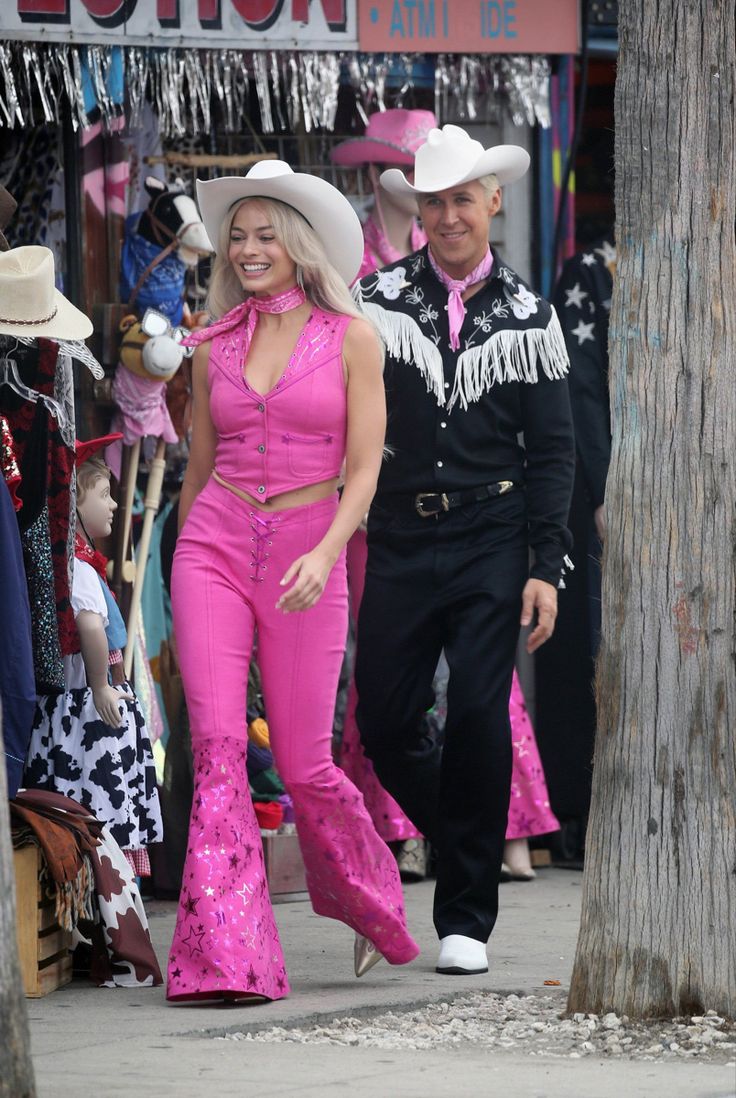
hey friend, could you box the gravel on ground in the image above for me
[217,992,736,1064]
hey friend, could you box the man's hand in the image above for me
[520,578,558,654]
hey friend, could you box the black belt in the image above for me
[375,481,515,519]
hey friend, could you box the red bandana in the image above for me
[74,531,108,582]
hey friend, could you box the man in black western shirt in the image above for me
[354,124,576,976]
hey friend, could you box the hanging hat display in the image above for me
[0,185,17,252]
[0,246,93,340]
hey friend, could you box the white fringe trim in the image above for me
[354,290,446,406]
[448,306,571,412]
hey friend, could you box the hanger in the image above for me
[17,335,104,379]
[0,349,69,428]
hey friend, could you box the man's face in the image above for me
[417,180,501,279]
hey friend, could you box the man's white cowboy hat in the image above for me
[0,246,93,340]
[196,160,365,286]
[380,124,530,197]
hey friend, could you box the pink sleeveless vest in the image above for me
[206,306,351,501]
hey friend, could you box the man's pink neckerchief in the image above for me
[427,246,494,351]
[182,285,307,350]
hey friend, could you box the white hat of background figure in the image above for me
[196,160,366,286]
[0,245,93,340]
[380,124,530,197]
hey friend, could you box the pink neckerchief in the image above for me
[182,285,307,350]
[362,215,426,270]
[427,246,494,351]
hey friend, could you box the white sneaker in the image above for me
[436,934,488,975]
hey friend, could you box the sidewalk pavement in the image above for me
[26,869,734,1098]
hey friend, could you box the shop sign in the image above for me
[358,0,580,54]
[2,0,356,49]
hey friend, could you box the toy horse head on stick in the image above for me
[120,176,213,326]
[135,177,212,267]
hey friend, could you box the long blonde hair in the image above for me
[206,196,363,322]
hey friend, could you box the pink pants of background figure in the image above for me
[167,479,419,1002]
[341,528,422,842]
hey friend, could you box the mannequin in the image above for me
[24,437,163,874]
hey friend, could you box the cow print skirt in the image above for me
[23,685,163,853]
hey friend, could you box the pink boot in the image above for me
[167,737,289,1002]
[289,768,420,966]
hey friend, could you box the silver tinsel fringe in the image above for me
[0,41,551,137]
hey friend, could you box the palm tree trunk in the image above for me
[568,0,736,1018]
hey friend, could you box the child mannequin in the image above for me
[24,435,163,875]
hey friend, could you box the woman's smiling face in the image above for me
[228,200,297,297]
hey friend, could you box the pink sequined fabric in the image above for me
[167,737,289,1002]
[507,670,560,840]
[290,773,420,965]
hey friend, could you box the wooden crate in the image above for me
[261,832,307,898]
[13,844,73,998]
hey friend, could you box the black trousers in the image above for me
[355,493,529,943]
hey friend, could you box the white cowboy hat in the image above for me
[380,124,530,197]
[196,160,365,286]
[0,246,93,340]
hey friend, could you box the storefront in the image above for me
[1,0,584,911]
[0,1,580,320]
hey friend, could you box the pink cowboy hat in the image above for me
[331,109,438,168]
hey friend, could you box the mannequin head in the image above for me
[77,458,117,542]
[367,164,419,219]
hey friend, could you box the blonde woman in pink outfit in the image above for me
[166,161,419,1004]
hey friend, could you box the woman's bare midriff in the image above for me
[213,469,340,511]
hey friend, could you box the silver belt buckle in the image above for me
[415,492,449,518]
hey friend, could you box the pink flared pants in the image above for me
[167,480,418,1002]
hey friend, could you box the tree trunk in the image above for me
[0,708,36,1096]
[568,0,736,1018]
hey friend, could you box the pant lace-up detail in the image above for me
[248,511,281,582]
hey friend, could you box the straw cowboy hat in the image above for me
[380,124,530,197]
[196,160,365,286]
[0,245,93,340]
[0,184,17,251]
[330,109,437,168]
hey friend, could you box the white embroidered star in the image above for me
[595,241,617,265]
[564,282,588,309]
[571,319,595,345]
[581,252,596,266]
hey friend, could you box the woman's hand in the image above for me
[276,548,335,613]
[92,683,132,728]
